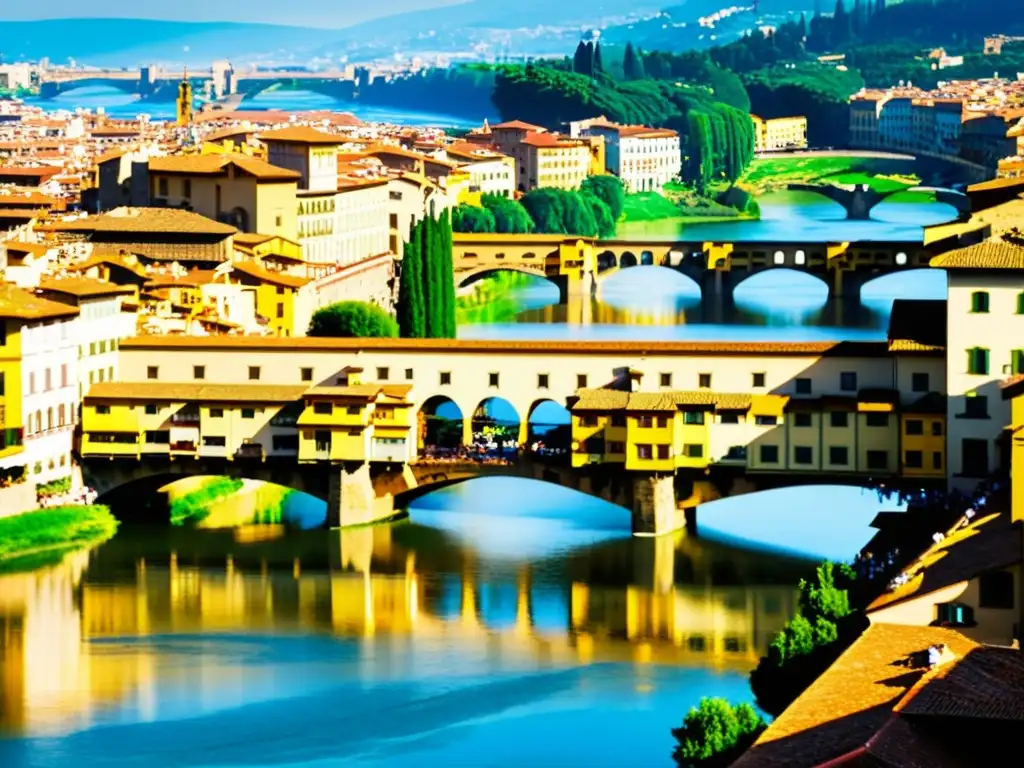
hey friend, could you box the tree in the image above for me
[686,111,714,194]
[580,175,626,221]
[581,191,615,238]
[396,220,426,337]
[671,698,766,768]
[623,42,646,81]
[438,209,456,337]
[593,42,604,76]
[452,203,496,233]
[308,301,398,338]
[482,194,534,233]
[572,41,593,77]
[420,215,444,337]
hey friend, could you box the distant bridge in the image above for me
[788,182,972,221]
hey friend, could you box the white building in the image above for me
[583,122,681,193]
[933,239,1024,488]
[335,179,390,266]
[20,304,80,492]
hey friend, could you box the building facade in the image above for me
[751,116,809,153]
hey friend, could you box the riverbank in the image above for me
[0,505,119,572]
[739,154,923,196]
[456,271,536,325]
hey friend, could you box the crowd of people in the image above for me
[38,485,98,508]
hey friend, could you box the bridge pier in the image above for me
[830,269,870,301]
[699,270,737,323]
[327,462,398,528]
[552,270,595,305]
[631,473,686,536]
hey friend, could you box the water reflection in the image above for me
[0,513,809,765]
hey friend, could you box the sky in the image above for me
[1,1,466,28]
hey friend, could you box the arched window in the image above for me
[47,408,53,432]
[58,404,65,428]
[35,411,42,434]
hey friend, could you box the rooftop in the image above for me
[0,283,81,321]
[929,237,1024,269]
[259,126,343,146]
[37,277,137,300]
[85,382,309,404]
[49,207,237,236]
[886,299,947,352]
[148,154,300,181]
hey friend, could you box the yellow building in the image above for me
[227,260,311,337]
[899,392,947,478]
[751,115,809,153]
[516,133,595,191]
[147,154,300,241]
[297,368,412,463]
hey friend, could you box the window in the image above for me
[865,413,889,428]
[96,405,111,415]
[157,177,168,196]
[759,445,779,464]
[660,372,672,387]
[194,365,205,380]
[440,372,451,385]
[1018,292,1024,314]
[405,368,414,381]
[241,408,255,419]
[794,446,813,465]
[794,412,813,428]
[609,441,625,454]
[538,373,549,389]
[1013,350,1024,375]
[611,413,626,427]
[966,347,989,375]
[654,416,668,428]
[698,373,712,389]
[144,430,169,444]
[684,444,704,458]
[911,372,929,392]
[276,302,284,319]
[963,395,988,419]
[683,411,705,425]
[210,408,224,418]
[932,451,943,470]
[346,406,361,415]
[273,434,299,452]
[202,435,226,447]
[146,365,159,380]
[44,369,52,391]
[866,450,889,470]
[637,444,653,460]
[936,602,975,627]
[657,444,671,460]
[182,178,192,198]
[720,413,740,424]
[314,430,331,452]
[637,415,653,428]
[145,404,158,415]
[840,372,857,391]
[0,372,4,397]
[961,438,989,477]
[752,372,766,388]
[377,367,390,380]
[489,372,499,387]
[795,378,812,395]
[314,402,332,415]
[755,415,777,426]
[829,446,849,465]
[903,450,923,469]
[577,374,588,388]
[970,290,989,313]
[978,570,1015,609]
[301,367,313,382]
[579,414,598,428]
[905,419,924,435]
[248,366,261,381]
[61,364,68,387]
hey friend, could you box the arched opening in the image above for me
[526,399,571,457]
[861,268,946,317]
[640,250,655,266]
[457,267,546,290]
[596,250,617,272]
[620,252,638,268]
[220,206,250,232]
[733,269,829,323]
[471,397,521,458]
[418,395,465,456]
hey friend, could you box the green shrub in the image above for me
[671,698,766,768]
[308,301,399,338]
[0,505,119,565]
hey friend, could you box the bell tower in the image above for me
[176,69,193,127]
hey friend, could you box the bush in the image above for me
[581,175,626,221]
[671,698,766,768]
[452,203,497,233]
[750,561,863,716]
[308,301,398,338]
[0,505,119,564]
[481,194,534,233]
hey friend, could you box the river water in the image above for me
[0,481,899,767]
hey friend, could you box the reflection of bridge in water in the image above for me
[0,528,801,734]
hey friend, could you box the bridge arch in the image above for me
[471,396,522,453]
[860,268,946,300]
[41,79,141,98]
[526,398,571,451]
[640,250,655,266]
[456,265,550,289]
[596,250,617,273]
[418,395,468,451]
[620,252,638,268]
[731,267,830,296]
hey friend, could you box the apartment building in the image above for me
[751,115,808,153]
[581,121,682,192]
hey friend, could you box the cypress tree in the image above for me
[593,42,604,76]
[439,209,456,338]
[572,41,588,75]
[422,215,444,338]
[397,221,425,338]
[623,42,645,81]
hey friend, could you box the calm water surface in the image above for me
[0,480,896,767]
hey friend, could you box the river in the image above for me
[0,481,899,767]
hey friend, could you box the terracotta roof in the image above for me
[144,270,220,288]
[899,644,1024,721]
[521,132,581,148]
[0,165,61,179]
[117,336,896,358]
[867,510,1020,612]
[0,284,81,321]
[228,259,309,288]
[571,389,630,411]
[492,120,547,131]
[930,238,1024,269]
[617,125,679,139]
[148,154,299,181]
[733,624,980,768]
[887,299,946,352]
[259,126,342,146]
[85,382,308,403]
[305,383,412,401]
[572,389,752,412]
[37,277,136,300]
[50,207,236,236]
[3,241,52,258]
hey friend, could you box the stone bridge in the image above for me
[453,233,937,303]
[789,182,972,221]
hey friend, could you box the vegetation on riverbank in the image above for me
[169,477,244,526]
[456,271,535,325]
[0,505,119,572]
[671,698,767,768]
[739,155,930,201]
[750,561,866,717]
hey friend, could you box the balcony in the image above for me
[236,442,265,460]
[170,409,201,427]
[170,441,197,453]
